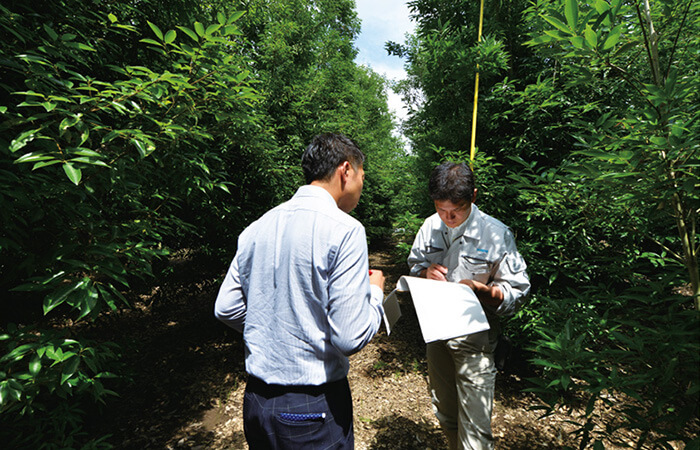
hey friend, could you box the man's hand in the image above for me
[369,269,385,291]
[421,264,448,281]
[459,278,504,308]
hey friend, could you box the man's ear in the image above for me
[472,188,478,203]
[338,161,351,182]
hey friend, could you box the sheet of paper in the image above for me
[382,289,402,335]
[396,276,489,343]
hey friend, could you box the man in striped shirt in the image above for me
[215,133,385,449]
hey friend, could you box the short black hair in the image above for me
[428,162,475,204]
[301,133,365,184]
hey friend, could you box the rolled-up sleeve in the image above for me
[214,253,247,333]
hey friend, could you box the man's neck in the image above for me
[310,179,341,208]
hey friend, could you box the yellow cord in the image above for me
[470,0,485,166]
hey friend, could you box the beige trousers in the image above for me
[427,332,497,450]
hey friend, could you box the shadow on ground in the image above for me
[81,250,246,448]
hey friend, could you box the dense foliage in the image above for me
[0,0,404,446]
[396,0,699,448]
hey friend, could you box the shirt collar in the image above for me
[294,184,339,209]
[463,204,481,239]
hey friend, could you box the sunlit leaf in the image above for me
[584,26,597,48]
[9,129,40,153]
[194,21,205,37]
[565,0,579,30]
[147,21,163,40]
[543,16,572,35]
[176,26,198,42]
[164,29,176,44]
[63,162,82,185]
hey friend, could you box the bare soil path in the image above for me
[83,248,582,449]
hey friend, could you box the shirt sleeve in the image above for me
[491,230,530,317]
[214,250,247,333]
[407,221,431,277]
[326,225,384,356]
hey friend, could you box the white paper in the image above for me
[396,276,489,343]
[382,289,402,335]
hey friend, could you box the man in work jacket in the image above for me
[407,161,530,450]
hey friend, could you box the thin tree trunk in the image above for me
[642,0,662,86]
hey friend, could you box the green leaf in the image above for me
[68,147,102,158]
[565,0,579,30]
[14,152,54,164]
[108,13,118,23]
[164,29,176,44]
[525,34,556,46]
[194,22,205,37]
[570,36,585,49]
[223,25,242,36]
[0,380,22,403]
[594,0,609,14]
[584,26,597,48]
[140,38,162,47]
[560,375,571,390]
[229,11,245,23]
[73,43,96,52]
[132,139,155,158]
[59,114,81,131]
[29,356,42,376]
[61,356,80,385]
[77,286,99,319]
[147,21,163,40]
[9,129,40,153]
[63,162,82,185]
[205,24,221,36]
[176,26,198,42]
[40,101,57,111]
[101,130,121,143]
[69,157,109,167]
[543,16,572,35]
[532,358,563,370]
[1,344,35,363]
[217,12,226,25]
[602,25,621,50]
[43,24,58,41]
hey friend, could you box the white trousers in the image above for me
[427,334,497,450]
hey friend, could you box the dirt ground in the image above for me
[78,248,681,449]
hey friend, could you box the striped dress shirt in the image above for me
[215,185,384,385]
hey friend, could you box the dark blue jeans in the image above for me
[243,375,354,450]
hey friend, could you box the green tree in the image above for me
[230,0,407,241]
[398,0,699,447]
[0,1,262,445]
[526,0,699,308]
[519,0,700,447]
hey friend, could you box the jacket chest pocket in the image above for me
[423,244,445,265]
[461,255,492,284]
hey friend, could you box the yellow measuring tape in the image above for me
[469,0,485,166]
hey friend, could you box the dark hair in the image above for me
[428,162,475,204]
[301,133,365,184]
